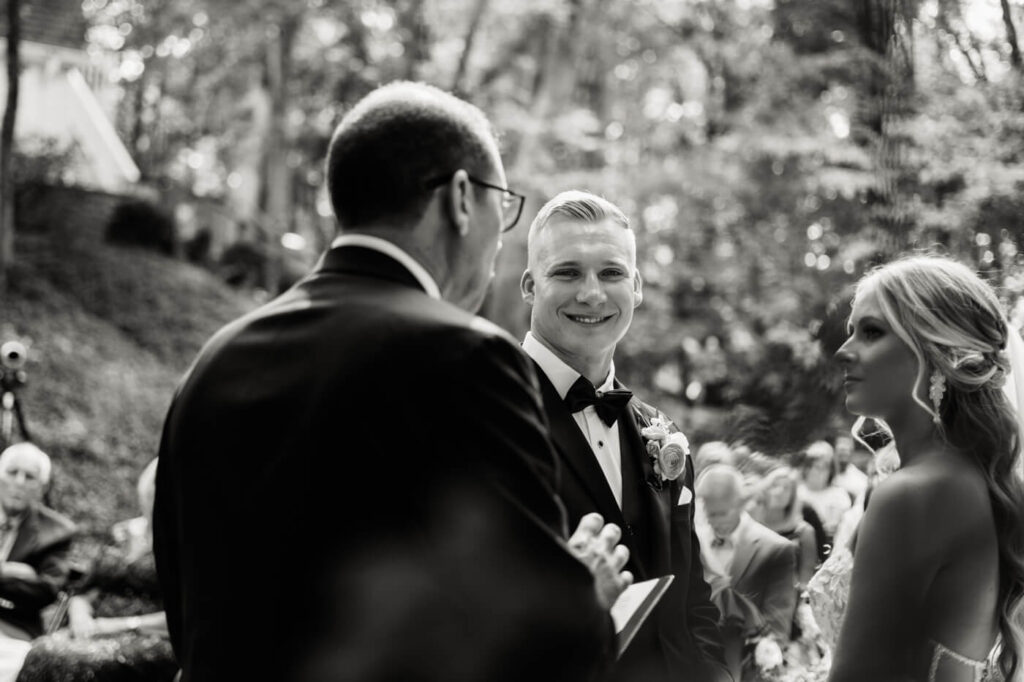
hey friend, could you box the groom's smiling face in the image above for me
[522,217,642,366]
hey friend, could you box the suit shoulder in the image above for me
[751,519,795,553]
[411,301,521,356]
[466,315,518,346]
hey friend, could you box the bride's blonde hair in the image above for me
[852,254,1024,679]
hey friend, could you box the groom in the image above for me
[520,191,730,682]
[154,84,624,682]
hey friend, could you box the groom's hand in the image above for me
[567,512,633,610]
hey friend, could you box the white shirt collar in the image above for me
[330,233,441,300]
[521,331,616,399]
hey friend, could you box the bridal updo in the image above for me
[853,254,1024,679]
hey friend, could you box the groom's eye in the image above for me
[601,268,626,279]
[551,269,578,279]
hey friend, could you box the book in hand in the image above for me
[609,575,675,657]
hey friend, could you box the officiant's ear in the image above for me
[443,169,473,238]
[521,269,536,305]
[632,270,643,308]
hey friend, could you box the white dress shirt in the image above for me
[330,233,441,300]
[521,332,624,509]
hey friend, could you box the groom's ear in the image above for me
[444,169,472,237]
[632,270,643,308]
[520,269,536,305]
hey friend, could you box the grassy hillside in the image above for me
[2,232,257,549]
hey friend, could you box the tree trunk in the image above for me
[510,0,588,176]
[857,0,917,254]
[262,15,297,294]
[0,0,21,293]
[451,0,489,94]
[1000,0,1023,70]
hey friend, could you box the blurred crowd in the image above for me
[0,444,175,682]
[690,433,890,681]
[0,432,885,682]
[0,427,885,682]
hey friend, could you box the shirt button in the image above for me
[597,440,604,448]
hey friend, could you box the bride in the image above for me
[818,255,1024,681]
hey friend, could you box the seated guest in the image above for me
[16,458,176,682]
[696,465,796,681]
[749,466,818,591]
[831,433,869,503]
[694,441,735,479]
[0,443,76,642]
[796,440,851,549]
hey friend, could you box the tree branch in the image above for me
[1000,0,1023,70]
[451,0,489,94]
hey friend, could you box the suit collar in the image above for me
[520,333,617,399]
[316,238,440,298]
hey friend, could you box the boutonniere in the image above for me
[637,413,690,491]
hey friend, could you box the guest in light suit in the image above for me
[696,465,796,680]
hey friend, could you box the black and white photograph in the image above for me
[0,0,1023,680]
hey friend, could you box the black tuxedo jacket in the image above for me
[534,370,729,682]
[0,504,76,637]
[154,246,613,682]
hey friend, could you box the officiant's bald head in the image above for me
[326,81,501,231]
[325,81,512,313]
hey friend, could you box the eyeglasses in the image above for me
[425,173,525,232]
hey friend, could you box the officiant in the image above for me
[154,82,627,682]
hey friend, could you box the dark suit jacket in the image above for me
[0,504,76,637]
[533,371,729,682]
[153,246,613,682]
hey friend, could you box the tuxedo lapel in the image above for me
[534,367,624,525]
[620,398,671,573]
[730,521,760,586]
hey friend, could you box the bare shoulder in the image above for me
[867,454,991,545]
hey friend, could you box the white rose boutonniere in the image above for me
[639,415,690,490]
[753,635,785,680]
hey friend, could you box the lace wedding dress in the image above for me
[806,488,1003,682]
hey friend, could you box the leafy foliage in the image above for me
[74,0,1024,453]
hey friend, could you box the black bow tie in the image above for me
[563,376,632,427]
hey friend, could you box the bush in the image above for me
[105,200,176,255]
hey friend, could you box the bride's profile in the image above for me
[826,254,1024,681]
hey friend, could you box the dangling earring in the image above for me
[929,371,946,425]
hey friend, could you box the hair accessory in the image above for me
[929,371,946,425]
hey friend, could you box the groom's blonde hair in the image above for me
[526,190,633,269]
